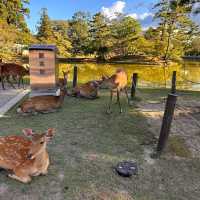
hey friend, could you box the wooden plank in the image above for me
[0,89,30,117]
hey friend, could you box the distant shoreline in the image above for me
[21,56,200,65]
[57,57,162,65]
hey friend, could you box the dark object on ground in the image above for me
[115,161,138,177]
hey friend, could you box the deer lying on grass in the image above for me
[71,80,101,99]
[17,71,68,114]
[101,68,130,113]
[0,63,29,90]
[0,128,55,183]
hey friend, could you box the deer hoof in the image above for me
[119,109,123,114]
[8,174,31,183]
[41,170,48,176]
[106,109,112,114]
[129,101,134,106]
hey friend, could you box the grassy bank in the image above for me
[0,89,200,200]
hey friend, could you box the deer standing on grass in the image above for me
[101,68,130,113]
[0,128,55,183]
[71,80,101,99]
[0,63,29,90]
[17,71,68,114]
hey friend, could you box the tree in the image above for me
[154,0,198,61]
[153,0,199,87]
[51,20,72,57]
[36,8,72,57]
[0,0,30,31]
[90,13,113,60]
[0,19,36,61]
[179,0,200,14]
[111,16,142,56]
[37,8,54,42]
[0,1,35,61]
[68,11,90,55]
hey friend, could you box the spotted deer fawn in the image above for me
[0,128,55,183]
[17,71,68,114]
[101,68,130,113]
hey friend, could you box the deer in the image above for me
[71,80,102,99]
[100,68,130,113]
[17,71,68,115]
[0,128,55,183]
[0,63,29,90]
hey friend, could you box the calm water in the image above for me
[59,61,200,90]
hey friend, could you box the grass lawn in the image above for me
[0,89,200,200]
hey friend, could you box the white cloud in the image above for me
[101,1,154,21]
[101,1,156,29]
[101,1,126,20]
[128,12,154,20]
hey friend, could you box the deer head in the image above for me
[23,128,55,160]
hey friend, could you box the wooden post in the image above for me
[171,71,176,94]
[131,73,138,99]
[157,93,178,154]
[73,65,78,88]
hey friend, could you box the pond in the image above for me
[59,60,200,90]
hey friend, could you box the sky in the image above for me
[26,0,158,33]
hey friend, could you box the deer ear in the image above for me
[46,128,56,140]
[23,129,34,137]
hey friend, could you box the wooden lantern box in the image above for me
[29,45,59,97]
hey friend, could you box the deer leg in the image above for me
[6,76,15,89]
[12,75,17,84]
[1,76,5,90]
[107,90,113,114]
[124,87,130,105]
[117,90,122,113]
[22,77,25,89]
[17,76,21,88]
[40,109,57,114]
[8,172,31,183]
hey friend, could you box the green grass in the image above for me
[167,136,192,158]
[0,89,200,200]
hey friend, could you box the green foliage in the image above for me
[186,36,200,55]
[36,8,72,57]
[153,0,199,60]
[90,13,113,60]
[37,8,54,41]
[68,11,90,55]
[0,0,30,31]
[111,16,141,56]
[0,1,199,61]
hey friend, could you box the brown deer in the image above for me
[71,80,101,99]
[101,68,130,113]
[0,63,29,90]
[17,71,68,114]
[0,128,55,183]
[58,70,69,88]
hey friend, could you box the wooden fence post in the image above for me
[156,93,178,154]
[131,73,138,99]
[171,71,176,94]
[73,65,78,88]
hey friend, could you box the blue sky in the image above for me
[26,0,157,32]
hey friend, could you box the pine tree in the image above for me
[37,8,53,42]
[90,13,113,60]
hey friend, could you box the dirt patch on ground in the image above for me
[137,93,200,158]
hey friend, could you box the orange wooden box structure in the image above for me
[29,45,59,96]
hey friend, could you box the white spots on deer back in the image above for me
[0,135,31,168]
